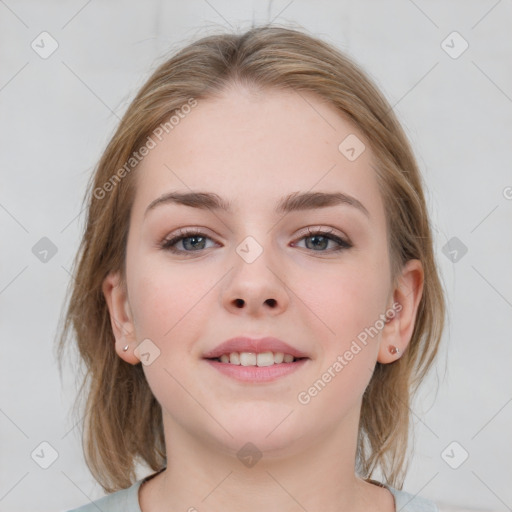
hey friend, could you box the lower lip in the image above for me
[204,358,309,382]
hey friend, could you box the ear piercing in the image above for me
[388,345,400,356]
[123,345,129,352]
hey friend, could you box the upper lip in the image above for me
[203,336,310,359]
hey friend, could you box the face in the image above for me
[104,85,421,458]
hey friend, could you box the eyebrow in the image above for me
[144,190,370,219]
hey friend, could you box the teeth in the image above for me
[229,352,240,365]
[274,352,284,364]
[216,351,298,366]
[240,352,256,366]
[256,352,274,367]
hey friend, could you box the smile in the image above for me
[204,352,309,383]
[211,351,303,366]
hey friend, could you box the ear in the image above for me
[102,271,140,365]
[377,259,424,364]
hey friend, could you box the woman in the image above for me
[59,24,446,512]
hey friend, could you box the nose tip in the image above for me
[222,246,290,316]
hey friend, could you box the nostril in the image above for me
[234,298,244,308]
[266,298,277,307]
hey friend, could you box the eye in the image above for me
[292,227,352,252]
[160,228,218,255]
[160,226,352,256]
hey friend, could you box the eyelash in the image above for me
[160,227,352,256]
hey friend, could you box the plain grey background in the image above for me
[1,1,511,511]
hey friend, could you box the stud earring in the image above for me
[388,345,400,356]
[123,345,129,352]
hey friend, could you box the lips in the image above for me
[202,336,310,360]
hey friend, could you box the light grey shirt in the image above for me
[66,472,438,512]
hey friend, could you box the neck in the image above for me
[140,407,394,512]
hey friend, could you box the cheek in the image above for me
[302,257,390,343]
[127,255,207,343]
[297,264,389,411]
[126,261,211,404]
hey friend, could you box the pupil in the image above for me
[184,236,204,250]
[307,235,327,250]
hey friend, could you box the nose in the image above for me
[221,241,290,317]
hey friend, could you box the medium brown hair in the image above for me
[56,23,446,493]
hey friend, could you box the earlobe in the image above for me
[377,259,424,364]
[102,271,140,365]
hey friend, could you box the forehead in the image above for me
[132,86,384,220]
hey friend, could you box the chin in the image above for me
[212,430,305,464]
[218,409,302,449]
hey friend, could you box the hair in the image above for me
[56,23,446,493]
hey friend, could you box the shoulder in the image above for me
[65,478,144,512]
[386,485,439,512]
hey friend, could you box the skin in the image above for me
[103,84,424,512]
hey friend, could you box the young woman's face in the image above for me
[110,85,413,456]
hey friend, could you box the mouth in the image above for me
[204,356,309,383]
[202,336,310,382]
[206,351,308,366]
[202,336,310,361]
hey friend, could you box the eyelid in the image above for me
[159,225,353,256]
[160,225,349,243]
[160,227,219,247]
[296,225,349,241]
